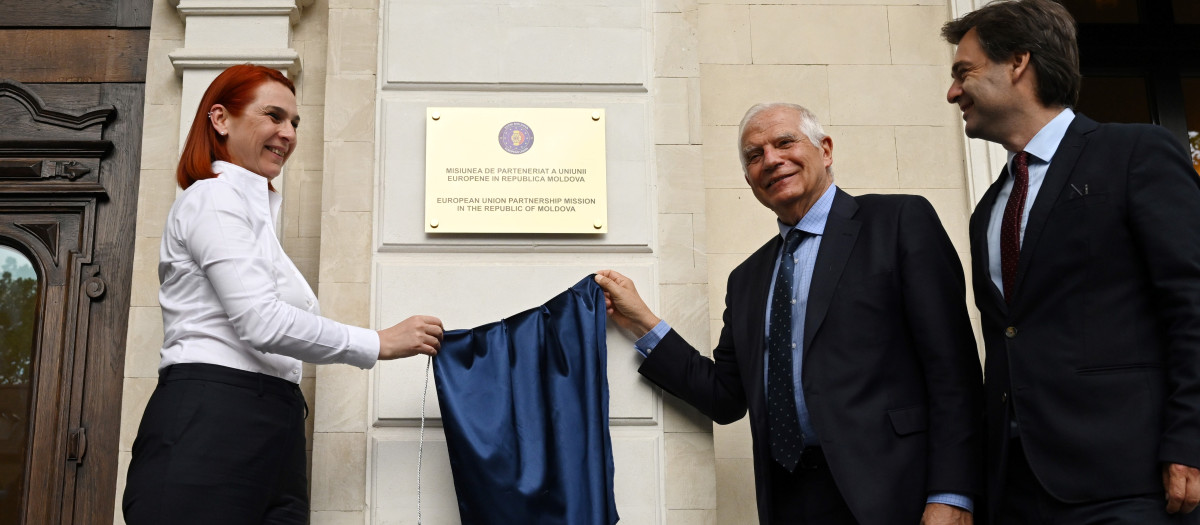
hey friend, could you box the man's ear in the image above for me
[209,104,229,136]
[1010,50,1032,82]
[820,135,833,169]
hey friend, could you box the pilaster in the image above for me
[166,0,308,153]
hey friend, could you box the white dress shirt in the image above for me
[158,161,378,382]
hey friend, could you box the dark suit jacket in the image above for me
[969,114,1200,514]
[640,189,984,525]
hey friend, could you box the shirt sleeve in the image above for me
[183,185,380,368]
[633,320,672,357]
[927,492,973,513]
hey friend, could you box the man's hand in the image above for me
[593,270,661,337]
[1164,462,1200,513]
[377,314,443,360]
[920,503,972,525]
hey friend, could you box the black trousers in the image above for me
[769,447,859,525]
[998,439,1199,525]
[123,363,309,525]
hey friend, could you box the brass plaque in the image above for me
[424,107,607,234]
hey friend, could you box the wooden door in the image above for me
[0,0,149,519]
[0,78,144,525]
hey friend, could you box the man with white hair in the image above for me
[596,103,984,524]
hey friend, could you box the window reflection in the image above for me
[1182,79,1200,174]
[0,244,35,522]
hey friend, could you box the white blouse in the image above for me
[158,161,378,382]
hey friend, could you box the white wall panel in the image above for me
[383,0,646,87]
[373,2,666,521]
[372,429,661,525]
[373,259,658,424]
[611,431,664,524]
[373,434,461,525]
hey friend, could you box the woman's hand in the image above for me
[377,315,444,360]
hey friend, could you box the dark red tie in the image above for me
[1001,151,1029,303]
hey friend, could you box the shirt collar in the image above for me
[212,160,282,226]
[777,183,837,240]
[1008,107,1075,167]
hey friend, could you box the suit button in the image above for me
[1005,326,1018,338]
[1001,392,1008,403]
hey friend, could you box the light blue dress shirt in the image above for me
[987,108,1076,294]
[761,183,836,448]
[634,184,971,511]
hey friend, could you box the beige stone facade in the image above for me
[116,0,1000,523]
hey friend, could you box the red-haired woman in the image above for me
[122,64,443,524]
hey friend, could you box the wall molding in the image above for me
[167,47,301,77]
[173,0,304,24]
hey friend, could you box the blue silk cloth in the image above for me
[433,276,619,525]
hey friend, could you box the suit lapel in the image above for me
[973,173,1007,311]
[745,236,780,409]
[1012,115,1095,304]
[803,190,861,354]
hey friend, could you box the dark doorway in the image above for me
[1060,0,1200,173]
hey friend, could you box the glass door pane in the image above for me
[1077,76,1153,124]
[1174,0,1200,24]
[0,244,36,522]
[1060,0,1140,23]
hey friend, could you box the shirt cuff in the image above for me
[633,320,671,357]
[344,325,382,369]
[927,492,973,513]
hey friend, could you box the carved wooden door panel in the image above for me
[0,80,143,524]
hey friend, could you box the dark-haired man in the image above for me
[942,0,1200,522]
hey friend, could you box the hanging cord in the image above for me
[416,355,432,525]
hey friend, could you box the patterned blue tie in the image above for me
[769,229,806,472]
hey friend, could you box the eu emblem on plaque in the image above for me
[498,122,534,154]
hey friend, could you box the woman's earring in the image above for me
[209,112,224,135]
